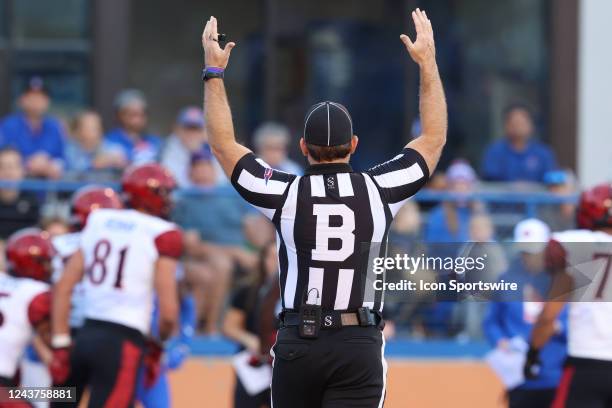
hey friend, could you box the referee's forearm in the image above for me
[418,60,447,149]
[203,79,237,152]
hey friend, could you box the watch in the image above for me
[202,67,225,81]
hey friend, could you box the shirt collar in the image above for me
[304,162,353,175]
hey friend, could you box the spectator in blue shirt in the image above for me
[425,160,478,244]
[105,89,162,165]
[0,77,66,179]
[172,148,263,333]
[481,104,557,183]
[483,219,567,408]
[64,110,127,180]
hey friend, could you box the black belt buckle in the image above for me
[357,307,374,327]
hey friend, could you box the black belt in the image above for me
[280,308,384,330]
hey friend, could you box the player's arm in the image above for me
[49,251,84,385]
[154,257,179,341]
[530,271,573,349]
[524,240,572,379]
[201,16,250,178]
[154,229,183,341]
[51,250,84,343]
[403,9,447,174]
[28,291,52,347]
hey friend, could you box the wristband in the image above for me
[202,67,225,81]
[51,334,72,348]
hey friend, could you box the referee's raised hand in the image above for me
[400,8,436,67]
[202,16,236,68]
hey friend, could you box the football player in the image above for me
[0,229,54,400]
[50,164,182,407]
[19,186,123,397]
[526,183,612,407]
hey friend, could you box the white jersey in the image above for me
[52,232,85,329]
[80,209,181,335]
[0,272,50,378]
[551,229,612,361]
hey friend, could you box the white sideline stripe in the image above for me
[378,334,388,408]
[281,178,300,309]
[373,162,424,188]
[334,269,354,310]
[310,175,326,197]
[237,169,288,195]
[337,173,354,197]
[307,267,324,306]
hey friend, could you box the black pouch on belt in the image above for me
[298,303,321,339]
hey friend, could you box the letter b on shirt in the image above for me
[312,204,355,262]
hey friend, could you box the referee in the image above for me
[202,9,446,407]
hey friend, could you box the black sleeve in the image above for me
[230,153,297,220]
[365,148,429,209]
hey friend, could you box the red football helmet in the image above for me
[121,164,177,217]
[71,185,123,227]
[6,228,56,282]
[576,183,612,229]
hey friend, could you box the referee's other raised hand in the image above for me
[400,8,436,68]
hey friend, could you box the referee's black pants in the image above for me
[271,325,386,408]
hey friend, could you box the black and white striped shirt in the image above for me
[230,148,429,312]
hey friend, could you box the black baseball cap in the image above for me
[303,101,353,146]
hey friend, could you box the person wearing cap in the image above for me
[0,76,66,179]
[253,122,303,175]
[425,160,479,244]
[483,218,567,408]
[202,10,446,406]
[161,106,225,187]
[104,89,162,165]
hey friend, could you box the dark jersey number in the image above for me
[87,240,128,289]
[0,292,9,328]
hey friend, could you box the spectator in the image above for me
[539,170,577,231]
[40,216,70,238]
[161,106,225,187]
[481,104,557,182]
[172,149,255,334]
[64,110,127,177]
[253,122,302,174]
[455,213,507,339]
[425,160,478,243]
[105,89,161,165]
[0,77,65,179]
[0,148,40,240]
[223,241,277,408]
[483,218,567,408]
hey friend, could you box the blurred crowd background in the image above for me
[0,0,610,346]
